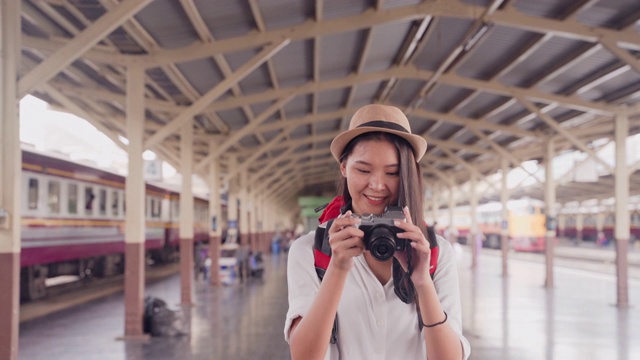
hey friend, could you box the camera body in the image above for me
[353,206,407,261]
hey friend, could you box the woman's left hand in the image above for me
[393,207,432,285]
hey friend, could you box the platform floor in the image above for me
[19,247,640,360]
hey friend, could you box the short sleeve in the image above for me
[430,236,471,359]
[284,232,321,343]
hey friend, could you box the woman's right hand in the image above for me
[328,211,365,272]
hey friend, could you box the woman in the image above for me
[284,104,470,359]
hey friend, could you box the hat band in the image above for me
[356,120,409,133]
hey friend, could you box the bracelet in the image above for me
[422,311,447,328]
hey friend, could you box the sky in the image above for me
[19,95,210,196]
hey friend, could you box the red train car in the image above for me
[20,149,210,301]
[560,211,640,244]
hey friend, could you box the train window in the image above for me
[28,178,38,210]
[632,213,640,226]
[151,197,162,218]
[68,184,78,214]
[48,181,61,214]
[172,200,180,218]
[99,189,107,216]
[150,198,155,218]
[112,191,119,216]
[604,215,615,226]
[85,186,95,215]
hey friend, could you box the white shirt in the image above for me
[284,232,470,360]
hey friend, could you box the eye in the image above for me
[387,171,399,176]
[356,168,370,174]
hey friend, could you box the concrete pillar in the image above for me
[447,187,455,244]
[207,153,221,286]
[544,138,556,288]
[558,212,566,239]
[239,170,250,250]
[596,208,605,235]
[576,212,584,244]
[614,109,630,307]
[227,158,239,244]
[0,1,21,357]
[179,122,194,304]
[123,64,147,339]
[251,192,262,251]
[500,158,510,277]
[470,176,479,269]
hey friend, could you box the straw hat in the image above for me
[330,104,427,162]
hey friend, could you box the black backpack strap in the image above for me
[313,219,339,344]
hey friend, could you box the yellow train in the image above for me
[436,198,547,252]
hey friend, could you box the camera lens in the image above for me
[368,226,396,261]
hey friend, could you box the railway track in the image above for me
[20,263,180,323]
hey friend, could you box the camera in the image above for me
[353,206,407,261]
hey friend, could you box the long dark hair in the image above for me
[337,132,426,235]
[337,131,427,304]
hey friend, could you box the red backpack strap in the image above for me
[425,222,439,278]
[317,196,344,223]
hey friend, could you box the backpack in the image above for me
[312,196,440,343]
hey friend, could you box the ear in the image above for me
[340,161,347,178]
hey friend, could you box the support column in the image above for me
[596,209,605,245]
[239,170,250,250]
[207,154,221,286]
[0,1,21,357]
[544,138,556,288]
[123,64,147,339]
[470,176,479,269]
[500,158,510,277]
[227,158,239,244]
[576,212,584,244]
[179,123,194,304]
[251,194,263,252]
[447,187,456,244]
[614,109,630,307]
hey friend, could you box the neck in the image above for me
[364,252,393,285]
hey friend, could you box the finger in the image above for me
[393,219,420,234]
[402,206,414,225]
[333,212,361,229]
[333,236,365,254]
[410,240,431,254]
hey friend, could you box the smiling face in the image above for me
[340,138,400,215]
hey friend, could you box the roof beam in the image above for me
[518,97,615,173]
[144,39,290,150]
[413,108,539,138]
[489,8,640,51]
[18,0,152,98]
[194,93,295,172]
[600,36,640,75]
[143,1,485,66]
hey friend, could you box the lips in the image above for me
[364,194,385,205]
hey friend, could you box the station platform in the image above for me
[19,247,640,360]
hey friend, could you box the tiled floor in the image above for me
[19,254,291,360]
[18,246,640,359]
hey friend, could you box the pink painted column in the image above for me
[123,64,147,339]
[0,2,22,358]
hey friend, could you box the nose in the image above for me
[368,172,385,191]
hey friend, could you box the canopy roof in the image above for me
[19,0,640,207]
